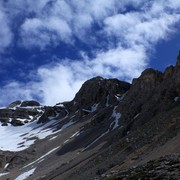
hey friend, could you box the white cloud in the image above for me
[10,0,180,50]
[90,45,147,80]
[0,0,180,106]
[36,65,84,105]
[103,9,180,47]
[0,10,12,52]
[20,16,72,49]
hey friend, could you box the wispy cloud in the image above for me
[20,17,72,49]
[0,9,13,52]
[0,0,180,106]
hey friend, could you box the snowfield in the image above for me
[0,118,75,152]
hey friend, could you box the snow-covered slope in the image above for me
[0,118,74,151]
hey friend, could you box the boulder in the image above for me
[11,119,24,126]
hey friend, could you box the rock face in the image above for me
[72,76,130,108]
[0,100,65,125]
[119,64,180,130]
[65,76,130,115]
[0,52,179,180]
[0,100,44,126]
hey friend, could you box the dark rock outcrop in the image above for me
[119,61,180,130]
[11,119,24,126]
[74,76,130,107]
[7,100,40,108]
[20,100,40,107]
[38,106,57,123]
[65,76,130,116]
[7,100,22,108]
[0,101,43,126]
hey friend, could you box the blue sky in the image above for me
[0,0,180,106]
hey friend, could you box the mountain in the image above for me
[0,53,180,180]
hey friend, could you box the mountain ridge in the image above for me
[0,53,180,179]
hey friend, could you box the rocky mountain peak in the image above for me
[132,68,163,87]
[66,76,130,113]
[140,68,162,78]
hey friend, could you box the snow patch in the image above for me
[70,131,80,138]
[174,96,179,102]
[133,113,140,119]
[64,139,70,144]
[15,168,36,180]
[55,103,64,107]
[29,115,34,120]
[49,135,58,141]
[115,93,126,101]
[64,131,80,144]
[4,163,9,169]
[82,104,99,113]
[0,172,9,177]
[48,113,60,120]
[110,106,121,130]
[19,106,43,109]
[106,95,110,107]
[91,104,99,112]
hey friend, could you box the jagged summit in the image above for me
[0,52,179,180]
[66,76,130,113]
